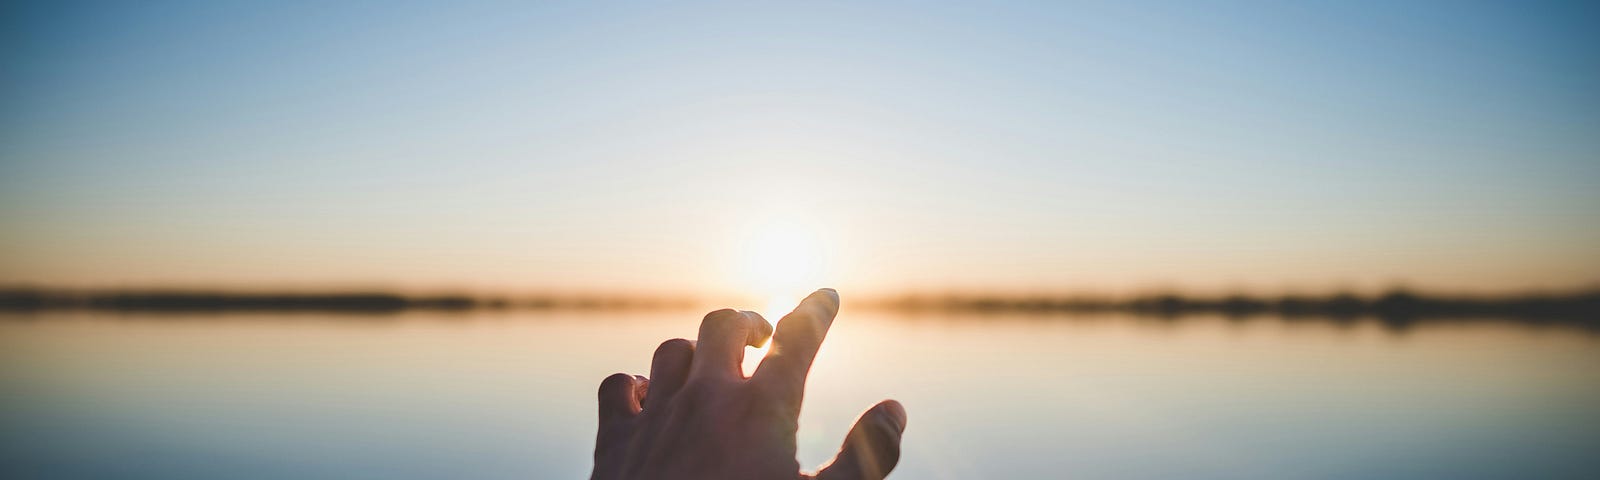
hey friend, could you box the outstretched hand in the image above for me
[591,288,906,480]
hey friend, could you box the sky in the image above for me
[1,1,1598,299]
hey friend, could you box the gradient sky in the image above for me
[2,1,1598,297]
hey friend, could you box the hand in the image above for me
[590,288,907,480]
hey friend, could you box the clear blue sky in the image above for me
[2,1,1597,296]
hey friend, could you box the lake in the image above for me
[3,310,1598,479]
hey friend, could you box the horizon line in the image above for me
[2,288,1597,326]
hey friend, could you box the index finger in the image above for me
[752,288,840,403]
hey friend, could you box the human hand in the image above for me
[590,288,906,480]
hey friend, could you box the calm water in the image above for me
[2,310,1598,479]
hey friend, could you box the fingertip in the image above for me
[873,399,907,433]
[815,398,905,480]
[653,338,695,359]
[797,288,840,320]
[814,288,840,306]
[741,310,773,347]
[598,372,640,418]
[599,372,636,395]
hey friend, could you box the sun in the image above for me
[738,220,827,305]
[732,218,833,375]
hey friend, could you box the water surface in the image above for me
[3,311,1597,479]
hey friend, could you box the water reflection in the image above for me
[2,311,1598,479]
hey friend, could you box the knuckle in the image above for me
[703,308,741,321]
[654,338,694,357]
[701,308,748,331]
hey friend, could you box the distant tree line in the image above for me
[867,289,1600,324]
[1,288,1595,327]
[0,289,693,313]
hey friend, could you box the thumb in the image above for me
[814,400,907,480]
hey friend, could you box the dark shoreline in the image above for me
[867,290,1600,319]
[2,288,1596,323]
[863,290,1600,331]
[0,290,696,313]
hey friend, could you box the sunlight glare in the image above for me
[736,220,827,309]
[735,220,828,377]
[743,224,822,291]
[742,294,800,377]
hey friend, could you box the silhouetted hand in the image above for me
[590,288,906,480]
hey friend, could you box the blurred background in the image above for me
[2,1,1598,479]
